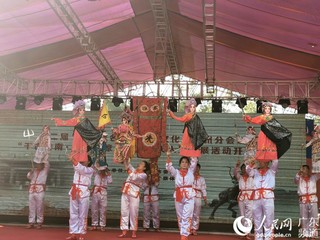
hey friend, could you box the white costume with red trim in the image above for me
[69,163,94,235]
[294,172,320,238]
[120,164,147,231]
[27,162,50,225]
[91,171,112,228]
[192,175,207,231]
[233,165,254,229]
[143,183,160,229]
[246,160,278,240]
[166,157,197,237]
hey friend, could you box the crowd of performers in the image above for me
[24,98,320,240]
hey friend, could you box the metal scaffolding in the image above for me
[150,0,180,83]
[203,0,216,89]
[47,0,123,96]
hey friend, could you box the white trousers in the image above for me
[120,194,140,231]
[238,199,253,225]
[143,201,160,229]
[192,197,202,231]
[28,192,45,224]
[69,196,90,235]
[253,198,274,240]
[175,197,194,237]
[91,193,107,227]
[299,202,319,238]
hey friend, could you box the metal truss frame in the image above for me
[150,0,180,83]
[46,0,123,95]
[203,0,216,88]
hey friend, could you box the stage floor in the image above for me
[0,224,300,240]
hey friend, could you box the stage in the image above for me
[0,224,300,240]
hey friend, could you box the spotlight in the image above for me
[52,97,63,110]
[112,97,123,107]
[236,98,247,109]
[90,97,101,111]
[169,98,178,112]
[34,95,44,105]
[212,99,222,113]
[0,95,7,104]
[256,100,263,113]
[15,96,27,110]
[72,96,82,104]
[297,99,308,114]
[195,98,202,106]
[278,98,291,108]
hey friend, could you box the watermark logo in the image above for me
[233,216,253,236]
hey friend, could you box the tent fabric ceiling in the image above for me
[0,0,319,114]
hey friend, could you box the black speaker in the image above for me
[52,97,63,110]
[90,97,101,111]
[297,99,308,114]
[15,96,27,110]
[169,99,178,112]
[212,99,222,113]
[278,98,291,108]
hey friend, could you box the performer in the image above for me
[166,151,198,240]
[243,102,292,162]
[191,163,208,236]
[112,107,141,164]
[90,164,112,232]
[294,165,320,239]
[33,125,51,164]
[233,160,254,240]
[304,124,320,173]
[236,126,257,165]
[26,161,50,229]
[246,159,278,240]
[168,98,208,158]
[53,100,102,163]
[66,156,94,240]
[143,176,160,232]
[118,159,150,238]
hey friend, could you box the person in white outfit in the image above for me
[191,163,208,236]
[166,151,198,240]
[234,160,254,240]
[246,159,278,240]
[26,161,50,229]
[143,177,160,232]
[66,157,94,240]
[90,164,112,231]
[294,164,320,239]
[118,159,150,239]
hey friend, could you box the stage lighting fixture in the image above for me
[52,97,63,110]
[236,98,247,109]
[195,98,202,106]
[90,97,101,111]
[112,97,124,107]
[15,96,27,110]
[278,98,291,108]
[72,95,82,104]
[256,100,263,113]
[169,98,178,112]
[34,95,44,105]
[297,99,308,114]
[0,95,7,104]
[212,99,222,113]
